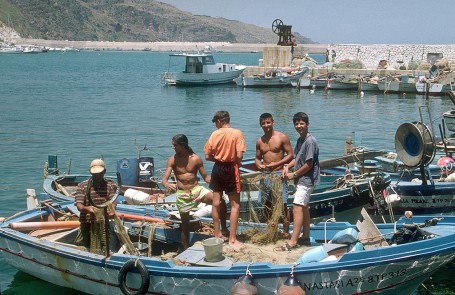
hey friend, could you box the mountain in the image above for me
[0,0,315,44]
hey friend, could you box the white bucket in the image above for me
[202,237,224,262]
[124,188,150,205]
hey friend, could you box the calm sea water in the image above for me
[0,51,454,294]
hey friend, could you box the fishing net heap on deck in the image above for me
[240,172,288,245]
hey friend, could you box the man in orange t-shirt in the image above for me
[204,111,246,247]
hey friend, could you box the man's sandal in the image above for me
[277,242,300,251]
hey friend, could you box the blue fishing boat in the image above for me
[0,196,454,295]
[44,154,390,221]
[365,119,455,217]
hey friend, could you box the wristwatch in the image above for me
[293,172,298,178]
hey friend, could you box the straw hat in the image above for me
[90,159,105,174]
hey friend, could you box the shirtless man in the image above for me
[255,113,294,236]
[162,134,227,250]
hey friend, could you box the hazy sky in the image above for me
[158,0,452,44]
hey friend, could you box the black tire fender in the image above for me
[118,258,150,295]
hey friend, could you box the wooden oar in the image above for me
[56,182,71,196]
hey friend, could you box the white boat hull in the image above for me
[170,69,244,85]
[2,201,455,295]
[1,229,454,295]
[415,82,444,95]
[443,110,455,132]
[235,67,309,88]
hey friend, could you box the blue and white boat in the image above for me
[0,197,454,295]
[365,120,455,217]
[44,154,390,221]
[161,53,246,86]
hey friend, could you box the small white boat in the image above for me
[161,53,246,86]
[443,109,455,132]
[21,45,44,54]
[415,81,445,95]
[0,44,21,54]
[235,66,310,88]
[327,79,359,90]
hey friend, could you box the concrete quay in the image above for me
[258,45,455,81]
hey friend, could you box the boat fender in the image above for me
[385,193,400,204]
[230,274,258,295]
[278,274,306,295]
[118,258,150,295]
[329,228,359,244]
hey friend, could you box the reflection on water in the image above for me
[1,271,85,295]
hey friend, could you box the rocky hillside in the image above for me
[0,0,315,44]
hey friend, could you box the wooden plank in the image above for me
[356,208,389,249]
[449,90,455,105]
[320,150,386,169]
[239,150,385,178]
[174,244,233,267]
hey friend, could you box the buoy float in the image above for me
[278,274,306,295]
[230,274,258,295]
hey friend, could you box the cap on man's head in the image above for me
[90,159,105,174]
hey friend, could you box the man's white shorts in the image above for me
[293,185,315,206]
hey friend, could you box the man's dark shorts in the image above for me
[209,162,241,194]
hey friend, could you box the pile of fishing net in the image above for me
[240,173,288,245]
[333,59,363,69]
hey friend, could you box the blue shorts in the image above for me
[209,162,241,194]
[258,171,289,207]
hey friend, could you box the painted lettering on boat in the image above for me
[302,269,407,291]
[400,198,454,204]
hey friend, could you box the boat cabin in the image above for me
[185,55,215,73]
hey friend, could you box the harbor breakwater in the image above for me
[13,38,455,66]
[324,44,455,69]
[9,38,455,75]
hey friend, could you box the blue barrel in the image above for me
[117,158,139,186]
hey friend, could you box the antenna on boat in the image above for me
[134,139,150,159]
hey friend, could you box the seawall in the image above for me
[11,38,455,73]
